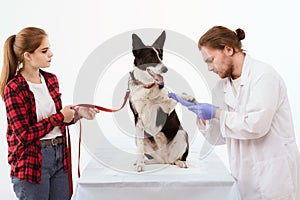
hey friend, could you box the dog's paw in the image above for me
[174,160,188,168]
[136,164,145,172]
[135,159,145,172]
[178,93,195,102]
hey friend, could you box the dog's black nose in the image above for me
[161,66,168,73]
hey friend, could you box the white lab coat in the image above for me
[197,54,300,200]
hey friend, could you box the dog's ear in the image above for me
[132,34,146,50]
[132,33,146,58]
[152,31,166,49]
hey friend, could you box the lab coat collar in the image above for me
[223,54,251,109]
[240,53,251,86]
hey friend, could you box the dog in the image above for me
[128,31,191,172]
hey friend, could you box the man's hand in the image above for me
[187,103,217,120]
[169,92,218,120]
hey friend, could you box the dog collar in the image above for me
[143,82,156,89]
[133,79,156,89]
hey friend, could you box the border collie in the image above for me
[128,31,190,172]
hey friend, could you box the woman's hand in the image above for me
[60,105,75,123]
[74,106,100,120]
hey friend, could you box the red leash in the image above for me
[75,90,130,112]
[67,89,130,197]
[66,126,73,197]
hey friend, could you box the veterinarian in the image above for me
[0,27,99,200]
[169,26,300,200]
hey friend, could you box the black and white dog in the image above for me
[128,31,190,172]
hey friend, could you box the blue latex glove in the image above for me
[168,92,195,107]
[169,92,217,120]
[187,103,217,120]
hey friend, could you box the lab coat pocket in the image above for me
[253,156,294,199]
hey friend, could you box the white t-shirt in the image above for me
[230,77,241,97]
[27,74,62,140]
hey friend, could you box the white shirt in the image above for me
[230,77,241,97]
[197,54,300,200]
[27,74,62,140]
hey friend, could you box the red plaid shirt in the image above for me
[4,69,78,183]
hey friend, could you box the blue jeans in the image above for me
[11,143,70,200]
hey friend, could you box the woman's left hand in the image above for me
[74,106,100,120]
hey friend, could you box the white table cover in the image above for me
[74,150,239,200]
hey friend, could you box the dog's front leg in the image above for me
[136,124,145,172]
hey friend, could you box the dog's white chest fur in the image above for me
[129,85,177,135]
[129,85,175,114]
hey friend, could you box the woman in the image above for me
[0,27,98,200]
[169,26,300,199]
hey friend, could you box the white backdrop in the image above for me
[1,0,300,199]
